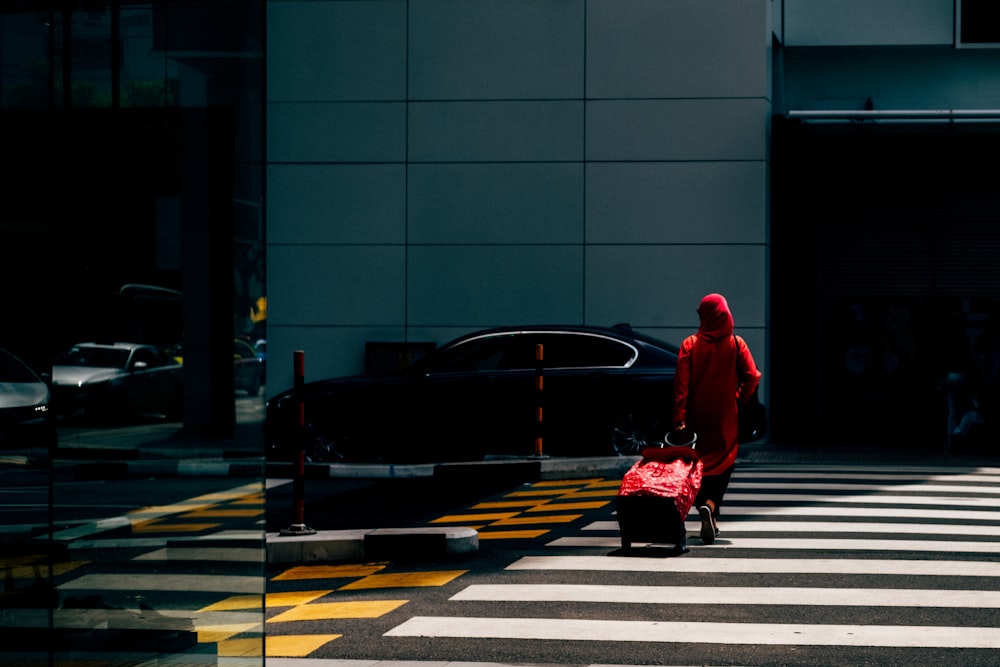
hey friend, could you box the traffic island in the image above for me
[266,527,479,564]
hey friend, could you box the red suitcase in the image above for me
[616,437,702,554]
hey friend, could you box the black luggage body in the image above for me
[616,494,687,553]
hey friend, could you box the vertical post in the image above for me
[534,343,544,457]
[281,350,315,536]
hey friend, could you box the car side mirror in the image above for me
[132,361,148,372]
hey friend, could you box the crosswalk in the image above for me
[382,464,1000,657]
[7,463,1000,663]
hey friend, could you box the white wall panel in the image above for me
[266,0,406,102]
[408,101,583,162]
[585,245,767,329]
[588,0,769,98]
[408,164,583,244]
[783,0,953,47]
[268,165,405,244]
[409,0,583,99]
[586,99,769,162]
[586,162,766,244]
[407,245,584,325]
[267,102,405,163]
[267,245,405,326]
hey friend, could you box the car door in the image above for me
[535,332,638,455]
[414,333,536,459]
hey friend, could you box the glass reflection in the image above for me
[0,1,264,664]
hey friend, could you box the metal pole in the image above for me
[533,343,545,457]
[280,350,315,536]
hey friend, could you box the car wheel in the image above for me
[610,410,663,456]
[301,425,343,463]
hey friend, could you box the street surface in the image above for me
[261,464,1000,666]
[3,426,1000,665]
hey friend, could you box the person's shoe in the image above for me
[698,505,715,544]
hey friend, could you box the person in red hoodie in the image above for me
[672,293,761,544]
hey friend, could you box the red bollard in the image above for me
[280,349,315,536]
[534,343,544,457]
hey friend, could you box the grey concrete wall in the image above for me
[265,0,772,393]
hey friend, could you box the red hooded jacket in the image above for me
[672,293,761,476]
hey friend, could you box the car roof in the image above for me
[442,324,678,351]
[72,340,153,351]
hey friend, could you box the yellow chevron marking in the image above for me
[531,478,603,486]
[506,489,572,498]
[2,561,88,578]
[131,521,222,533]
[559,489,619,498]
[489,514,582,526]
[271,564,387,580]
[262,635,341,657]
[268,599,407,622]
[589,479,624,489]
[130,503,212,515]
[471,500,550,510]
[477,529,550,539]
[197,623,261,643]
[180,509,264,518]
[200,590,332,612]
[429,512,519,523]
[191,485,261,501]
[525,501,609,511]
[339,570,466,591]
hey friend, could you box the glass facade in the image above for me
[1,2,265,665]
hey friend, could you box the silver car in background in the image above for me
[0,347,56,448]
[49,340,183,422]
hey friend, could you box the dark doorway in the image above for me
[771,117,1000,449]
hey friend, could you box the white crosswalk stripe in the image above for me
[385,464,1000,653]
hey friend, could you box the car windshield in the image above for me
[0,349,40,383]
[55,346,130,369]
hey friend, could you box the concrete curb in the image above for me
[266,526,479,564]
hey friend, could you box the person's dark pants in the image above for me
[694,464,735,517]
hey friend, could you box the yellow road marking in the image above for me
[588,480,623,489]
[201,590,332,612]
[198,623,261,643]
[429,512,519,523]
[489,514,582,526]
[181,509,264,518]
[531,478,603,486]
[271,564,387,580]
[559,489,618,498]
[130,503,213,515]
[477,529,550,539]
[471,500,550,509]
[264,635,341,657]
[3,561,88,578]
[268,599,407,622]
[525,501,609,511]
[131,521,221,533]
[506,489,572,498]
[339,570,466,590]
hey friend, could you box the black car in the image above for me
[265,324,679,463]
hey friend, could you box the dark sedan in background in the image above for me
[266,324,679,464]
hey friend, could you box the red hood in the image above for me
[696,293,734,342]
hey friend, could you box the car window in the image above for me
[56,346,129,369]
[539,333,636,369]
[0,349,39,383]
[426,335,512,373]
